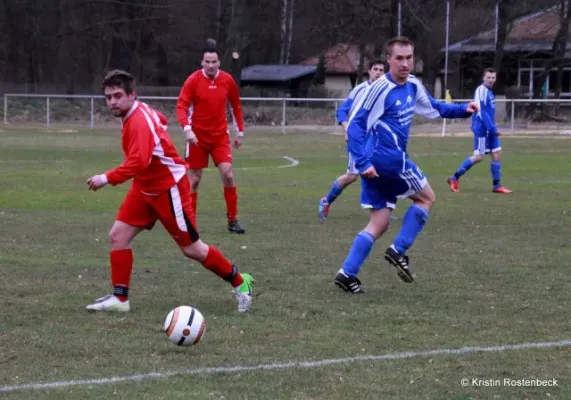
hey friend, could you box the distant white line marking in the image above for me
[205,155,299,171]
[2,339,570,392]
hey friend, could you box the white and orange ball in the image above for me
[163,306,206,346]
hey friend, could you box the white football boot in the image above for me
[86,294,131,312]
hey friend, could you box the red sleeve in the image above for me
[105,118,154,186]
[176,75,194,128]
[157,111,168,126]
[227,76,244,132]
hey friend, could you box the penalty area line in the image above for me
[2,339,571,392]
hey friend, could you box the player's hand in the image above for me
[496,130,502,137]
[361,166,379,179]
[184,127,198,145]
[233,136,243,149]
[87,174,107,191]
[466,102,479,113]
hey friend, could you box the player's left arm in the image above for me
[414,80,477,119]
[228,76,245,149]
[87,122,155,191]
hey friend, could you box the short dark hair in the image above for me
[368,59,385,70]
[385,36,414,56]
[102,69,136,95]
[202,48,221,60]
[483,68,496,76]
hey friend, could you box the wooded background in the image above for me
[0,0,564,95]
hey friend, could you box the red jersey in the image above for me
[105,101,187,195]
[176,69,244,135]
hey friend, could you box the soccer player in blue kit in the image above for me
[334,37,479,293]
[447,68,513,194]
[318,59,385,220]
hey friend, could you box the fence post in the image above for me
[510,100,515,133]
[281,99,286,133]
[90,97,95,129]
[334,101,338,125]
[46,96,50,127]
[3,95,7,125]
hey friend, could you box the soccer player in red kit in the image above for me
[176,48,246,234]
[85,70,254,313]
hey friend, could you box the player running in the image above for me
[86,70,253,313]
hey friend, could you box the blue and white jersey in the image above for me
[471,84,497,136]
[347,73,471,174]
[336,80,371,124]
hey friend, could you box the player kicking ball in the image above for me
[85,70,253,313]
[447,68,512,194]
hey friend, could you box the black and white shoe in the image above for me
[334,271,366,294]
[384,245,414,283]
[228,219,245,234]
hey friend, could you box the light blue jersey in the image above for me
[335,80,373,174]
[347,73,472,209]
[336,80,371,124]
[471,84,497,136]
[471,83,501,154]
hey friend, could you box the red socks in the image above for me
[110,249,133,302]
[201,245,243,287]
[224,186,238,222]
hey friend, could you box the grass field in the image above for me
[1,126,571,399]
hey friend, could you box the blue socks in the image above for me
[325,180,343,204]
[342,231,375,277]
[452,157,474,180]
[393,205,429,255]
[491,160,501,187]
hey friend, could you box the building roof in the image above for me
[300,43,375,74]
[240,64,316,82]
[444,5,571,53]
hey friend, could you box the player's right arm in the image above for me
[347,81,388,177]
[474,86,498,135]
[105,121,155,186]
[176,75,197,143]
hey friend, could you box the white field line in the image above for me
[204,155,299,171]
[2,339,570,392]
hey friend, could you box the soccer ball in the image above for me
[163,306,206,346]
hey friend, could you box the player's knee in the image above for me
[491,150,502,160]
[471,154,484,163]
[181,240,209,261]
[109,226,130,249]
[189,170,203,190]
[347,174,358,184]
[219,168,235,186]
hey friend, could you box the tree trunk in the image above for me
[492,0,510,74]
[279,0,287,63]
[285,0,295,64]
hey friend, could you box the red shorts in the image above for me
[185,129,233,169]
[116,178,199,247]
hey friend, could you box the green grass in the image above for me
[1,127,571,399]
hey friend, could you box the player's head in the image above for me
[102,69,136,118]
[385,36,414,83]
[368,59,385,82]
[482,68,497,88]
[202,48,221,78]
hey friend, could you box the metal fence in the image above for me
[3,94,571,135]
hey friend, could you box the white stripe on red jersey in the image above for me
[105,101,188,195]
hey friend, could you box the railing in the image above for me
[3,94,571,135]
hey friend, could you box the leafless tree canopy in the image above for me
[0,0,561,94]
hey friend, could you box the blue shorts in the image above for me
[360,158,427,210]
[473,133,501,155]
